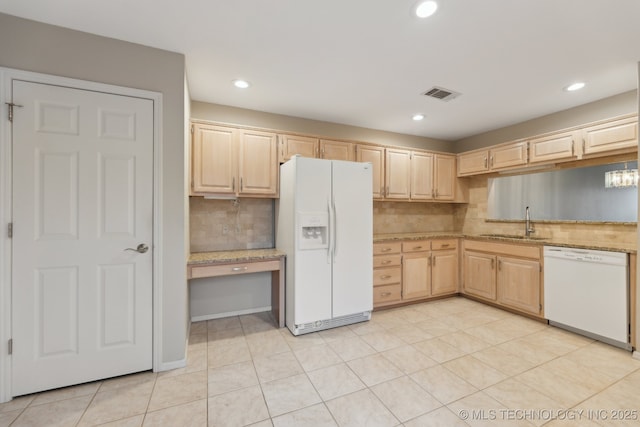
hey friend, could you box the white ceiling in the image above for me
[1,0,639,141]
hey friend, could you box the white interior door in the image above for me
[11,80,153,396]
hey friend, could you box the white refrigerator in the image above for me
[277,156,373,335]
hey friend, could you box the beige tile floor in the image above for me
[2,296,640,426]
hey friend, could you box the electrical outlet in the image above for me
[222,224,229,235]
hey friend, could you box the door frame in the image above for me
[0,68,164,403]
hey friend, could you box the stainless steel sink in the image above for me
[479,233,548,241]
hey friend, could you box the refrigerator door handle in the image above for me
[327,198,333,264]
[332,198,338,260]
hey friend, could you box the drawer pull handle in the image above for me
[231,266,248,272]
[380,275,392,280]
[440,244,450,248]
[413,246,423,250]
[381,260,392,265]
[381,248,392,252]
[380,292,392,297]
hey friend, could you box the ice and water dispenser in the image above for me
[297,212,328,250]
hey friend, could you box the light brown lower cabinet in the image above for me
[462,251,496,300]
[373,239,458,308]
[373,242,403,307]
[462,240,543,317]
[402,251,431,300]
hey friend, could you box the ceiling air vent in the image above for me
[422,86,461,102]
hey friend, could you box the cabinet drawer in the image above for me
[432,239,457,251]
[189,260,281,279]
[402,240,430,253]
[373,242,402,255]
[373,267,401,286]
[373,254,402,268]
[373,284,402,305]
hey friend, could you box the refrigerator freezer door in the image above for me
[331,160,373,317]
[293,158,333,325]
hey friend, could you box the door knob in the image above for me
[125,243,149,254]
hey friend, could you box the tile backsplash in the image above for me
[190,197,274,252]
[457,176,637,247]
[374,201,457,234]
[189,176,637,252]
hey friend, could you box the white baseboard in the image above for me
[156,357,187,372]
[633,350,640,360]
[191,306,272,322]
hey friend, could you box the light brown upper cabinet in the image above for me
[581,115,638,158]
[411,152,456,201]
[356,144,385,199]
[489,141,528,170]
[319,139,355,161]
[238,130,279,196]
[191,123,278,198]
[458,150,489,176]
[457,114,638,177]
[279,135,355,162]
[457,141,526,176]
[434,154,456,200]
[385,148,411,200]
[192,124,236,194]
[279,134,318,162]
[410,152,434,200]
[528,131,579,164]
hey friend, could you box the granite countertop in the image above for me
[373,232,464,243]
[188,248,286,265]
[374,232,637,254]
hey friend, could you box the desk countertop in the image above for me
[188,249,286,265]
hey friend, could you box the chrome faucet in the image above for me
[525,206,535,237]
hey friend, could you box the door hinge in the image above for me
[7,223,12,238]
[8,339,12,355]
[5,102,23,122]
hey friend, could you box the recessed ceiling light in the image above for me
[412,114,425,121]
[415,1,438,18]
[565,82,585,92]
[232,79,250,89]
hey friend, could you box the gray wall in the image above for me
[0,13,188,366]
[637,62,640,353]
[191,101,452,153]
[455,90,638,153]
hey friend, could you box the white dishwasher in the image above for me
[544,246,630,350]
